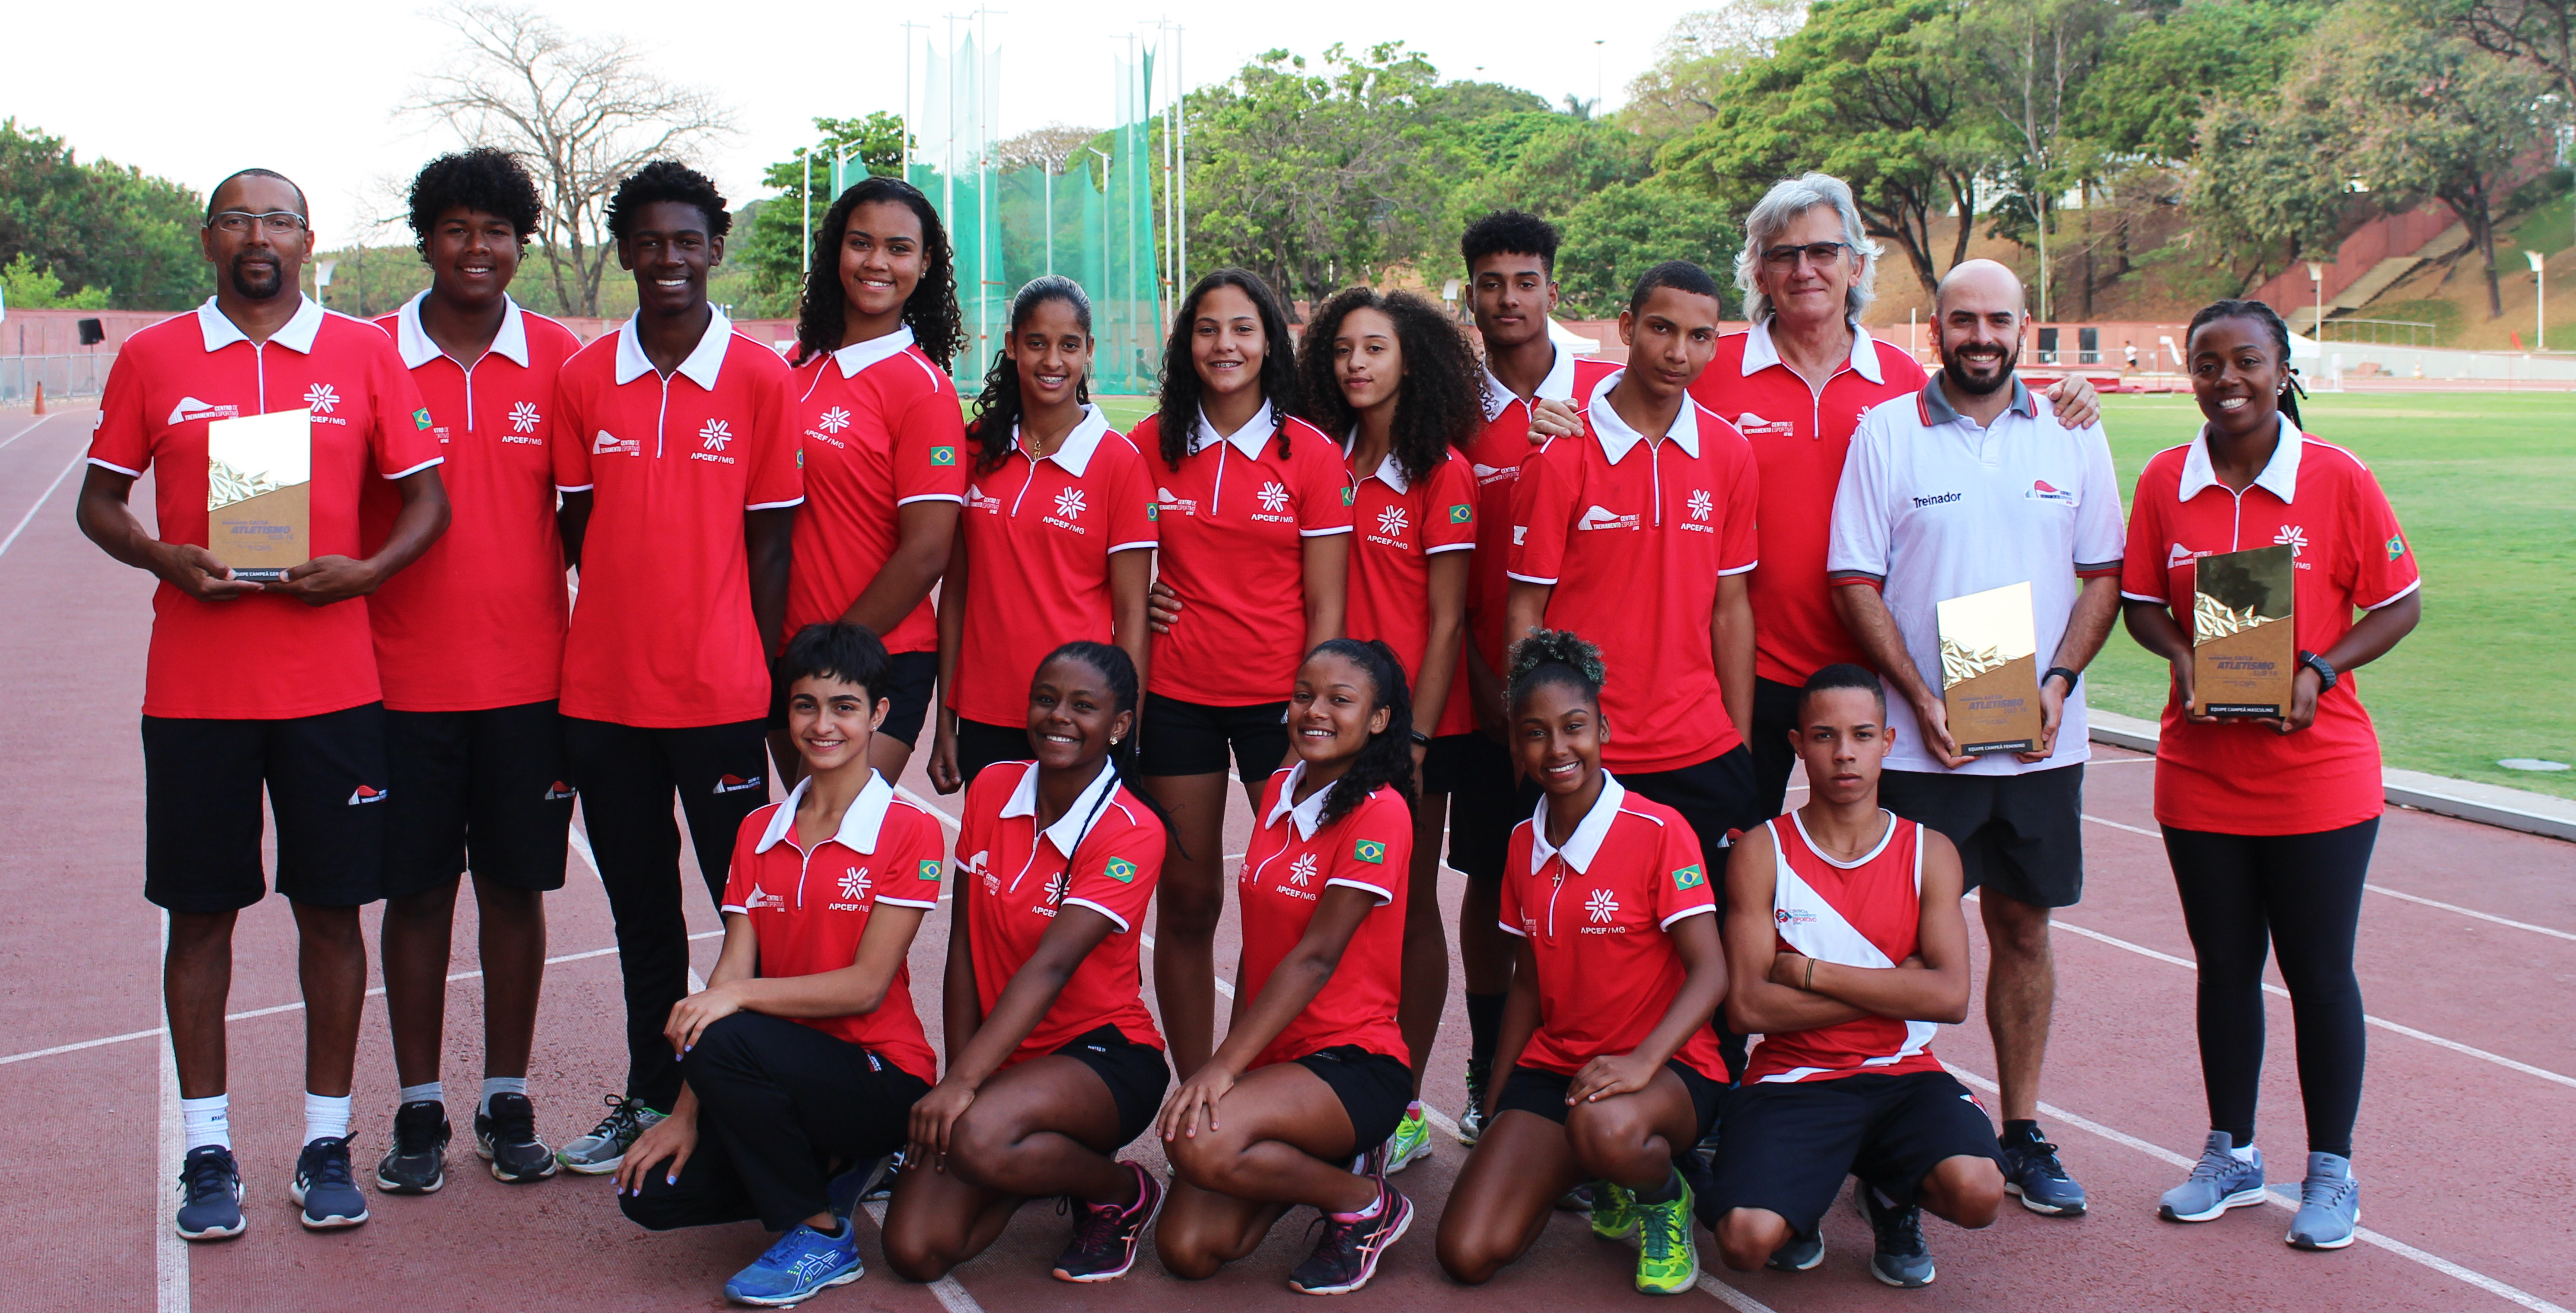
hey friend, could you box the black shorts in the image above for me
[1495,1060,1724,1142]
[771,650,938,751]
[952,716,1030,789]
[1748,676,1806,822]
[143,703,390,913]
[1620,745,1764,857]
[1055,1025,1173,1150]
[1708,1071,2002,1235]
[1878,764,2085,908]
[1425,732,1519,883]
[1291,1045,1414,1154]
[1136,694,1288,782]
[381,700,575,900]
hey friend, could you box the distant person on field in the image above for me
[2119,299,2421,1252]
[77,167,451,1239]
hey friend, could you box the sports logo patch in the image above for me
[1354,839,1387,864]
[1448,504,1472,523]
[412,406,432,430]
[1340,486,1356,507]
[1104,857,1138,883]
[1145,502,1159,520]
[916,859,943,881]
[2387,534,2406,561]
[929,446,957,466]
[1671,863,1705,891]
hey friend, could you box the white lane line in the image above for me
[859,1200,985,1312]
[2080,812,2576,943]
[0,447,85,561]
[0,409,66,454]
[156,911,189,1313]
[1944,1064,2571,1313]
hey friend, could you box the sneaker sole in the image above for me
[558,1152,625,1175]
[1765,1242,1824,1273]
[2004,1181,2087,1216]
[1052,1174,1168,1282]
[175,1217,246,1242]
[1636,1247,1701,1296]
[2159,1185,2269,1223]
[288,1182,371,1231]
[374,1158,445,1194]
[1871,1259,1935,1289]
[728,1264,865,1306]
[1287,1198,1413,1295]
[1384,1135,1431,1175]
[2288,1204,2360,1251]
[479,1137,563,1183]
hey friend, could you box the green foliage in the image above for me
[2187,98,2348,289]
[1555,179,1746,317]
[2068,0,2326,164]
[0,119,206,310]
[1,252,111,309]
[737,112,908,317]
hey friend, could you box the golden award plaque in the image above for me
[2192,543,2296,717]
[1935,581,2043,755]
[205,408,312,583]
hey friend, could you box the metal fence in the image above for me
[0,354,114,403]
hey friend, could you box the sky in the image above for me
[11,1,1696,244]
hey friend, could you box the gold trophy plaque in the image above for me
[205,408,311,582]
[1935,581,2043,755]
[2192,543,2296,717]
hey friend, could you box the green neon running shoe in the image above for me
[1384,1106,1432,1174]
[1634,1179,1700,1296]
[1589,1180,1638,1239]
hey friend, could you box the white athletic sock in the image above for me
[2230,1142,2258,1163]
[181,1094,231,1152]
[304,1092,353,1146]
[480,1076,528,1115]
[398,1081,444,1107]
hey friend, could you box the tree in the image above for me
[1438,117,1654,246]
[2068,0,2326,164]
[2451,0,2576,100]
[1622,0,1809,142]
[1556,179,1746,317]
[404,4,735,316]
[2188,99,2351,293]
[993,124,1105,173]
[1958,0,2120,319]
[0,119,205,309]
[735,113,908,316]
[1,252,111,309]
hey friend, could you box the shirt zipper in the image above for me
[1545,865,1565,940]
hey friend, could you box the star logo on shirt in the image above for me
[838,867,872,902]
[818,406,852,434]
[1585,889,1620,924]
[699,419,733,451]
[1288,853,1318,887]
[1375,506,1410,538]
[1257,481,1291,514]
[303,383,340,415]
[508,401,542,434]
[1055,487,1088,519]
[2274,524,2307,558]
[1687,489,1714,521]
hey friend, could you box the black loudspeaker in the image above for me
[77,319,104,346]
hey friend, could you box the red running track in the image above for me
[2,404,2571,1312]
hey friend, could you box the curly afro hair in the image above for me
[1296,287,1479,486]
[606,160,730,243]
[1460,209,1561,276]
[406,148,542,258]
[1507,628,1609,711]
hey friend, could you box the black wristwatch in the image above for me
[2042,666,2080,693]
[1410,729,1432,745]
[2298,650,2338,692]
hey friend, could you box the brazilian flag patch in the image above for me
[929,446,957,466]
[1341,487,1357,507]
[1354,839,1387,864]
[797,448,805,468]
[1146,502,1159,520]
[413,408,433,431]
[1448,504,1472,523]
[2387,534,2405,561]
[1104,857,1138,883]
[916,859,942,881]
[1671,864,1706,891]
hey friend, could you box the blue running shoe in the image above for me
[724,1223,864,1306]
[291,1136,370,1230]
[2000,1128,2088,1216]
[175,1145,246,1241]
[1857,1185,1934,1288]
[2159,1131,2267,1222]
[2286,1153,2360,1251]
[1765,1229,1823,1273]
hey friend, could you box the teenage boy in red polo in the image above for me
[77,168,450,1239]
[548,161,803,1173]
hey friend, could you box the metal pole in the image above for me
[1176,24,1187,297]
[801,151,811,277]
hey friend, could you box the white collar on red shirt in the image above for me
[393,291,530,370]
[1479,344,1579,421]
[999,758,1123,856]
[2179,411,2305,503]
[613,306,734,387]
[1526,772,1628,876]
[1263,759,1345,841]
[1740,315,1886,384]
[1340,426,1411,494]
[1014,403,1115,477]
[1583,369,1700,463]
[832,323,918,378]
[753,769,897,855]
[196,294,324,354]
[1190,402,1276,459]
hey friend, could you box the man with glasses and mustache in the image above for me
[78,167,451,1240]
[1823,259,2124,1278]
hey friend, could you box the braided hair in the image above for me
[970,276,1094,473]
[1297,287,1481,485]
[2185,298,2305,429]
[1034,641,1183,882]
[1507,628,1608,712]
[1302,638,1419,829]
[794,176,963,370]
[1154,269,1300,470]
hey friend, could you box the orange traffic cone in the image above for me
[31,383,44,415]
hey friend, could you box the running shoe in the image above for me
[1455,1061,1491,1145]
[174,1144,245,1241]
[375,1099,450,1194]
[291,1136,371,1230]
[1999,1127,2088,1216]
[1857,1185,1933,1288]
[474,1092,559,1183]
[1383,1105,1432,1174]
[557,1093,661,1175]
[722,1223,864,1306]
[827,1155,892,1225]
[1052,1161,1164,1282]
[1766,1229,1823,1272]
[862,1154,900,1203]
[2159,1131,2267,1222]
[1633,1180,1699,1295]
[1558,1181,1596,1213]
[1588,1180,1639,1239]
[1286,1181,1414,1295]
[2285,1152,2360,1251]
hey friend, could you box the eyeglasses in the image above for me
[206,211,308,236]
[1760,241,1855,270]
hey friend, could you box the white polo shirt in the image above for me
[1826,376,2125,775]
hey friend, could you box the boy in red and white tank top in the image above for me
[1710,665,2004,1288]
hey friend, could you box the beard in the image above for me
[230,253,286,301]
[1940,338,2020,396]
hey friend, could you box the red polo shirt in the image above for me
[90,297,439,720]
[1237,765,1413,1068]
[957,761,1167,1063]
[785,327,968,653]
[1498,775,1726,1081]
[1341,439,1479,737]
[551,309,803,728]
[1692,320,1925,685]
[950,406,1158,727]
[364,294,580,711]
[1463,349,1580,684]
[2120,419,2419,835]
[1133,406,1354,706]
[1508,370,1761,772]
